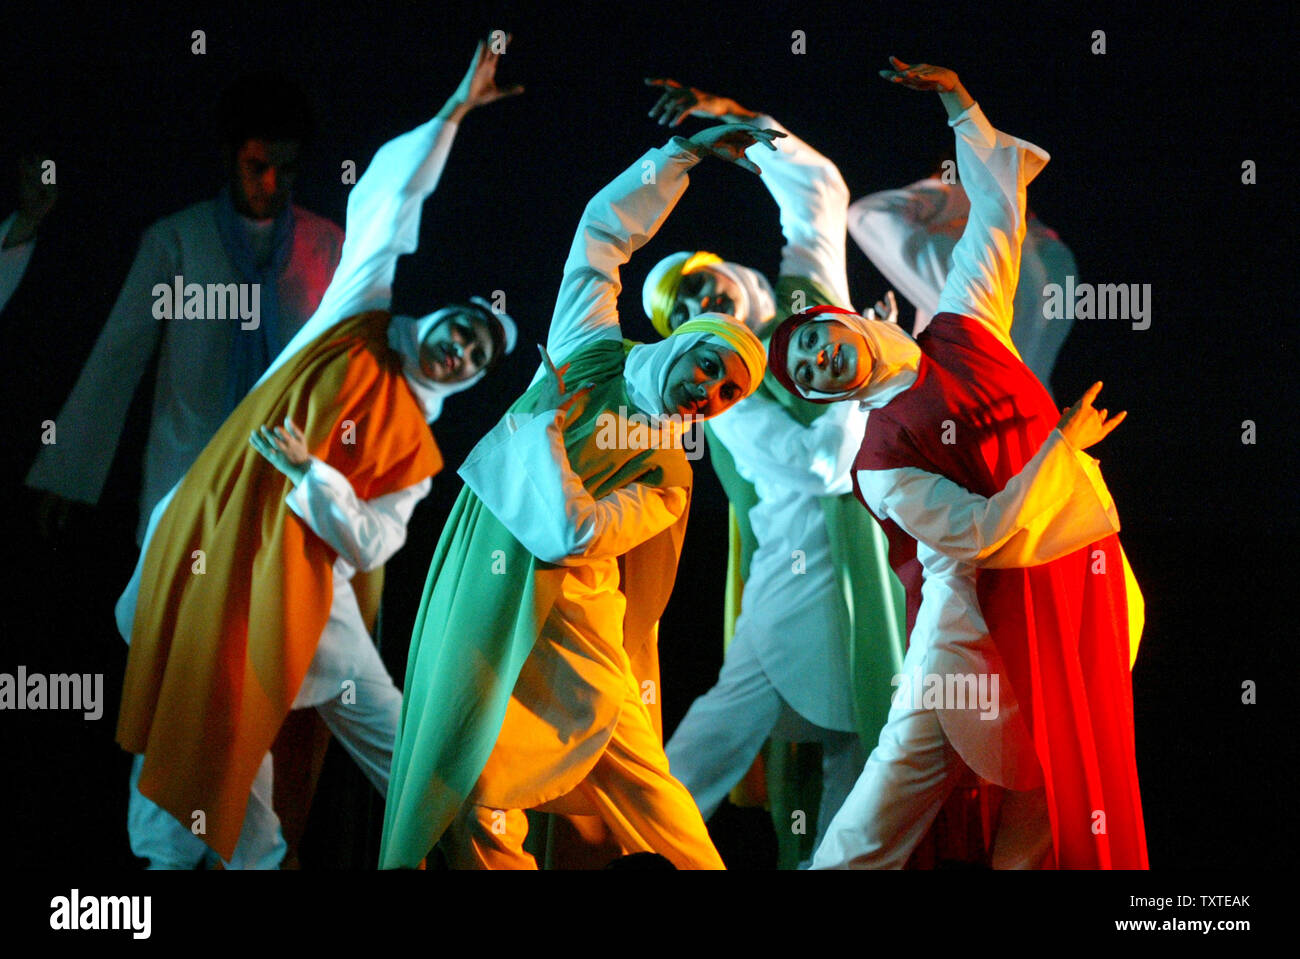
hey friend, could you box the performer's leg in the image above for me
[814,728,869,853]
[442,805,536,870]
[577,683,726,870]
[810,702,965,870]
[991,786,1054,869]
[664,629,783,820]
[127,754,208,869]
[313,642,403,797]
[223,752,288,870]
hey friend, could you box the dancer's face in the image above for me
[419,312,495,383]
[229,138,299,219]
[663,342,751,419]
[669,268,743,330]
[785,320,869,396]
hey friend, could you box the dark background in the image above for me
[0,0,1292,874]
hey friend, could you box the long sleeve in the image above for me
[748,117,852,308]
[284,457,431,572]
[856,429,1119,569]
[934,103,1049,351]
[846,179,965,333]
[258,117,460,386]
[25,223,175,503]
[459,410,687,566]
[544,138,703,368]
[708,391,867,496]
[0,212,37,316]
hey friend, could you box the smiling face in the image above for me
[668,268,744,330]
[418,312,496,383]
[785,320,870,396]
[663,341,751,419]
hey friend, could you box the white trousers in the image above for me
[127,659,402,869]
[810,643,1052,869]
[664,625,867,853]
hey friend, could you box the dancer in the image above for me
[847,158,1077,390]
[380,119,774,870]
[641,79,906,865]
[115,39,521,868]
[770,58,1146,869]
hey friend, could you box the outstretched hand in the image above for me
[687,123,785,175]
[644,78,757,127]
[441,36,525,122]
[878,56,959,92]
[865,290,899,325]
[537,346,593,427]
[1058,382,1126,451]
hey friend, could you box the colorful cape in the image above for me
[380,339,693,869]
[117,310,441,861]
[855,312,1148,868]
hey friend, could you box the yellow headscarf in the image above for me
[644,251,724,338]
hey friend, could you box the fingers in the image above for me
[1078,381,1103,409]
[734,157,761,175]
[537,344,557,376]
[644,78,681,89]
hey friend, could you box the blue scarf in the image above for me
[214,186,296,415]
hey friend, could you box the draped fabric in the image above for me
[380,339,693,869]
[855,312,1147,868]
[117,310,441,861]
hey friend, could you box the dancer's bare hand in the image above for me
[250,417,312,484]
[1058,382,1126,451]
[441,35,524,122]
[878,57,959,92]
[686,123,785,175]
[644,78,757,127]
[537,346,592,427]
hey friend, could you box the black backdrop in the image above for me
[0,0,1293,874]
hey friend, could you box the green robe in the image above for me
[380,339,693,869]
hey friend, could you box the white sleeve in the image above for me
[708,391,867,496]
[25,223,174,503]
[856,429,1119,569]
[285,457,431,572]
[846,180,960,327]
[0,212,37,316]
[751,117,852,307]
[259,117,460,385]
[544,139,703,369]
[459,410,688,566]
[934,103,1049,351]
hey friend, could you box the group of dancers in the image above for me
[16,36,1148,869]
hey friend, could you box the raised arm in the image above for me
[880,58,1048,350]
[546,119,783,366]
[646,79,851,307]
[261,38,522,384]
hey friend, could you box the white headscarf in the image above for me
[709,260,777,335]
[386,298,518,422]
[789,308,922,411]
[623,312,765,418]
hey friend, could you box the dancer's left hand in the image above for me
[442,35,525,122]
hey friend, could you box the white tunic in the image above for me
[698,117,865,731]
[847,176,1078,388]
[25,196,343,543]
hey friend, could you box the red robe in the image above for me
[855,312,1147,869]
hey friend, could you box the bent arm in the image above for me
[751,117,852,308]
[934,102,1049,350]
[545,138,703,367]
[285,458,432,572]
[459,410,687,565]
[857,429,1118,568]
